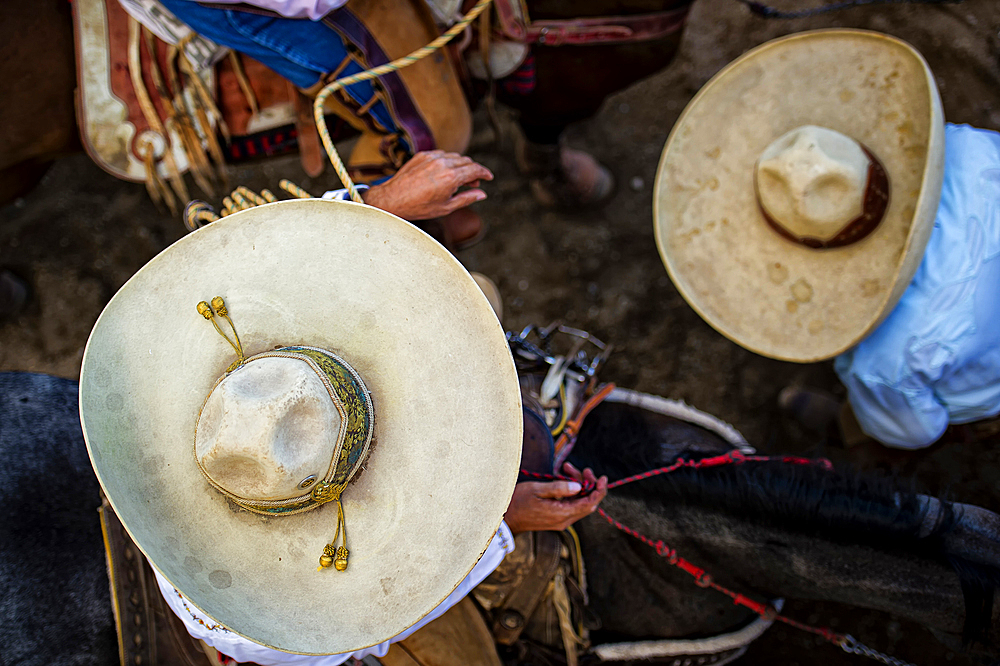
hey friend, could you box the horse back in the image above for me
[0,372,117,666]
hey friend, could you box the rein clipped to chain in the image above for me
[525,450,917,666]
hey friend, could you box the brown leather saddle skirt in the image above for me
[72,0,470,208]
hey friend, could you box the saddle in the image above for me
[101,492,501,666]
[99,493,250,666]
[72,0,470,213]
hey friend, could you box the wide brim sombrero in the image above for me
[654,29,945,362]
[80,199,522,654]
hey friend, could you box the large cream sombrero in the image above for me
[654,30,945,362]
[80,199,522,654]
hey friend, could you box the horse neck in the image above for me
[572,399,999,652]
[582,494,970,642]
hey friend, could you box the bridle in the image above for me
[509,324,917,666]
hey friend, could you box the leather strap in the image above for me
[100,494,214,666]
[554,382,616,469]
[490,531,563,645]
[100,493,157,666]
[292,82,325,177]
[492,0,691,47]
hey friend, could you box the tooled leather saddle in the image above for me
[72,0,471,213]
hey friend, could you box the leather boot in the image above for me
[516,137,614,208]
[416,208,486,252]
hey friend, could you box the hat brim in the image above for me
[80,200,522,654]
[654,29,944,362]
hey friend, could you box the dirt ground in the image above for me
[2,0,1000,664]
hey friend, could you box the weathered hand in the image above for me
[504,463,608,534]
[362,150,493,221]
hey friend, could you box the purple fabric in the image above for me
[323,8,436,153]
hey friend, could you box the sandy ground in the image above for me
[2,0,1000,664]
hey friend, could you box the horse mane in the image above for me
[571,401,998,644]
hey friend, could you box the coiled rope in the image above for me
[312,0,494,203]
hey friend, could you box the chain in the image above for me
[840,635,917,666]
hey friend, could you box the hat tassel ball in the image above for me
[197,297,245,372]
[317,489,349,571]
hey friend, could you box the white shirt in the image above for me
[321,185,369,201]
[154,523,514,665]
[835,124,1000,448]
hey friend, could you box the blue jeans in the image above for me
[160,0,402,147]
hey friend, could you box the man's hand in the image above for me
[362,151,493,220]
[504,463,608,534]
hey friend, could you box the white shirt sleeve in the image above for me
[321,185,369,201]
[153,522,515,665]
[834,123,1000,449]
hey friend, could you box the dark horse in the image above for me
[0,0,689,203]
[4,371,1000,665]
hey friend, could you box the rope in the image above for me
[312,0,494,203]
[735,0,962,19]
[605,450,832,489]
[279,179,314,199]
[183,182,308,230]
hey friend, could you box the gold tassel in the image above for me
[313,482,349,572]
[196,296,245,371]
